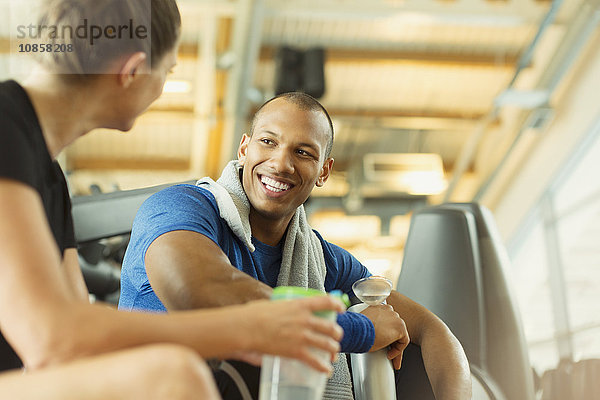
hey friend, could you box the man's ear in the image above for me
[118,52,147,88]
[237,134,251,166]
[316,158,334,187]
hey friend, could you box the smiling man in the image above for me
[119,92,471,400]
[239,96,334,247]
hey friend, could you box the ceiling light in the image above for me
[399,170,447,195]
[363,153,447,196]
[494,89,550,109]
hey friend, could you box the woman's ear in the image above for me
[118,52,147,88]
[237,134,251,166]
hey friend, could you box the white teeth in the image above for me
[261,176,291,192]
[265,185,283,192]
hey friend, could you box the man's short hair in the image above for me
[250,92,334,158]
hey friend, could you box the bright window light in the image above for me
[163,80,192,94]
[310,213,380,240]
[362,258,392,277]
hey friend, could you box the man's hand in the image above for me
[360,304,409,369]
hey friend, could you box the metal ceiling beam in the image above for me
[444,0,565,201]
[155,106,489,121]
[189,14,218,177]
[244,106,486,121]
[221,0,266,168]
[0,38,7,53]
[69,158,190,171]
[327,108,486,120]
[173,41,522,68]
[263,0,550,24]
[205,18,233,178]
[259,46,521,68]
[473,0,600,201]
[334,115,482,132]
[176,0,237,18]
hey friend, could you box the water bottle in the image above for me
[258,287,349,400]
[348,276,397,400]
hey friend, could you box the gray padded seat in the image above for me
[397,203,535,400]
[72,181,194,300]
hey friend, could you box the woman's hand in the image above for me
[236,296,345,373]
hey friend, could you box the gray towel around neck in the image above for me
[196,160,354,399]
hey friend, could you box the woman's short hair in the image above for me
[34,0,180,76]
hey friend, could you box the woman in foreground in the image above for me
[0,1,344,398]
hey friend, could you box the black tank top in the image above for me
[0,80,76,371]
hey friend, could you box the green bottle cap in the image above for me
[271,286,350,308]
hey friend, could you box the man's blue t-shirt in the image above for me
[119,184,374,353]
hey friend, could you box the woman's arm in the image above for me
[61,248,89,302]
[0,179,343,373]
[0,344,220,400]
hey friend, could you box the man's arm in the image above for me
[386,290,471,400]
[145,229,272,309]
[359,303,410,362]
[146,229,387,357]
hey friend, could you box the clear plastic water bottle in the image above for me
[348,276,397,400]
[258,287,349,400]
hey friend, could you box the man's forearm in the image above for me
[146,230,272,310]
[386,290,471,398]
[156,264,272,310]
[419,324,471,400]
[192,270,272,308]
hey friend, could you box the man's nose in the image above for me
[269,148,295,174]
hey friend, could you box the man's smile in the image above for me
[259,174,294,194]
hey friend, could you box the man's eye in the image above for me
[297,149,312,157]
[261,139,274,145]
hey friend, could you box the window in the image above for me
[509,210,558,372]
[508,115,600,375]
